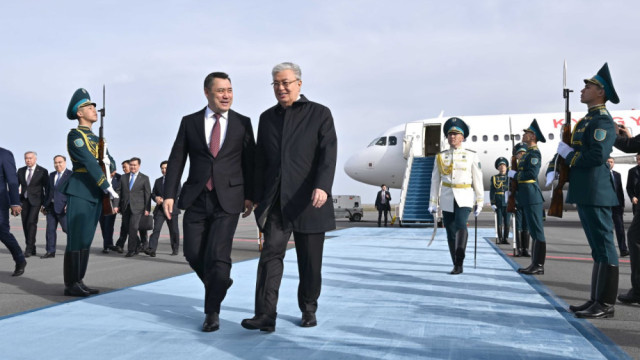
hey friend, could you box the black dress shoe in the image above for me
[12,261,26,277]
[301,312,317,327]
[64,282,90,297]
[241,314,276,332]
[102,248,110,254]
[171,250,179,256]
[144,249,156,257]
[519,265,544,275]
[202,313,220,332]
[24,252,31,258]
[40,252,56,259]
[110,245,123,253]
[620,250,630,257]
[449,265,463,275]
[618,290,640,304]
[569,300,594,313]
[125,251,136,257]
[78,281,100,295]
[574,302,614,319]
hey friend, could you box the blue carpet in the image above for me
[0,228,630,360]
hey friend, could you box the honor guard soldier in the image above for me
[428,117,484,275]
[60,88,118,297]
[513,142,530,257]
[557,63,620,318]
[490,157,510,244]
[509,120,546,275]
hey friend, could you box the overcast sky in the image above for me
[1,1,638,202]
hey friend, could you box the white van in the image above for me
[333,195,363,222]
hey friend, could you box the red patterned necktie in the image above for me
[206,113,221,191]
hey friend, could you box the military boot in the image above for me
[520,231,531,257]
[514,231,522,257]
[570,263,598,313]
[518,240,545,275]
[496,225,503,244]
[450,229,468,275]
[77,249,99,294]
[501,224,510,244]
[64,251,90,297]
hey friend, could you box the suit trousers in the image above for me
[120,207,147,252]
[577,205,618,266]
[99,214,116,249]
[148,210,180,252]
[0,210,25,264]
[625,208,640,295]
[45,211,67,253]
[66,195,101,251]
[21,200,41,251]
[183,190,239,314]
[377,207,389,226]
[254,205,325,317]
[612,206,627,252]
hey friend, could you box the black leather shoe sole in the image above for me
[241,317,275,332]
[12,261,26,277]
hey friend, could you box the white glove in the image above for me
[557,141,574,159]
[508,170,517,178]
[545,171,556,187]
[491,205,497,211]
[474,206,482,217]
[504,191,509,199]
[428,205,437,214]
[105,186,119,199]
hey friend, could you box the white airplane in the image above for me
[344,109,640,209]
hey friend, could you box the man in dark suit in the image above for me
[164,71,255,332]
[41,155,72,258]
[146,160,180,257]
[242,62,337,332]
[626,154,640,215]
[99,169,121,253]
[113,160,130,253]
[608,157,629,257]
[375,184,392,227]
[114,157,151,257]
[17,151,49,257]
[0,147,27,276]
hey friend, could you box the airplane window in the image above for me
[368,138,380,147]
[548,133,555,140]
[504,135,509,141]
[389,136,397,145]
[515,134,521,141]
[482,135,488,142]
[375,137,387,146]
[493,135,499,141]
[471,135,477,142]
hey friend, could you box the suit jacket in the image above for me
[152,176,180,215]
[253,95,337,233]
[626,165,640,202]
[165,107,255,214]
[375,190,391,211]
[611,170,624,209]
[0,148,20,213]
[118,172,151,214]
[44,169,72,214]
[17,164,49,206]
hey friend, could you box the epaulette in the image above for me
[600,108,610,116]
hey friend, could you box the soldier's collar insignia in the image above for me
[594,129,607,142]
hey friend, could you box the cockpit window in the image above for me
[389,136,397,145]
[368,137,387,147]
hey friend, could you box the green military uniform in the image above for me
[490,157,510,244]
[561,63,619,319]
[60,88,115,297]
[514,120,546,275]
[513,142,530,257]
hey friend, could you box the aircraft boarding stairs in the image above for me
[398,156,435,226]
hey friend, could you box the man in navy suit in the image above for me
[164,71,255,332]
[146,160,181,257]
[17,151,49,257]
[0,147,27,276]
[41,155,72,258]
[608,157,629,257]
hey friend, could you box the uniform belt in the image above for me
[495,192,504,194]
[442,182,471,189]
[74,168,88,173]
[518,180,536,184]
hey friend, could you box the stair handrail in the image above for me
[398,138,415,220]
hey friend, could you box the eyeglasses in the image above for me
[271,80,299,88]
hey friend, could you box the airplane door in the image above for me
[424,124,441,156]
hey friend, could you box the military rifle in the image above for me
[98,85,115,216]
[548,61,572,218]
[506,117,518,213]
